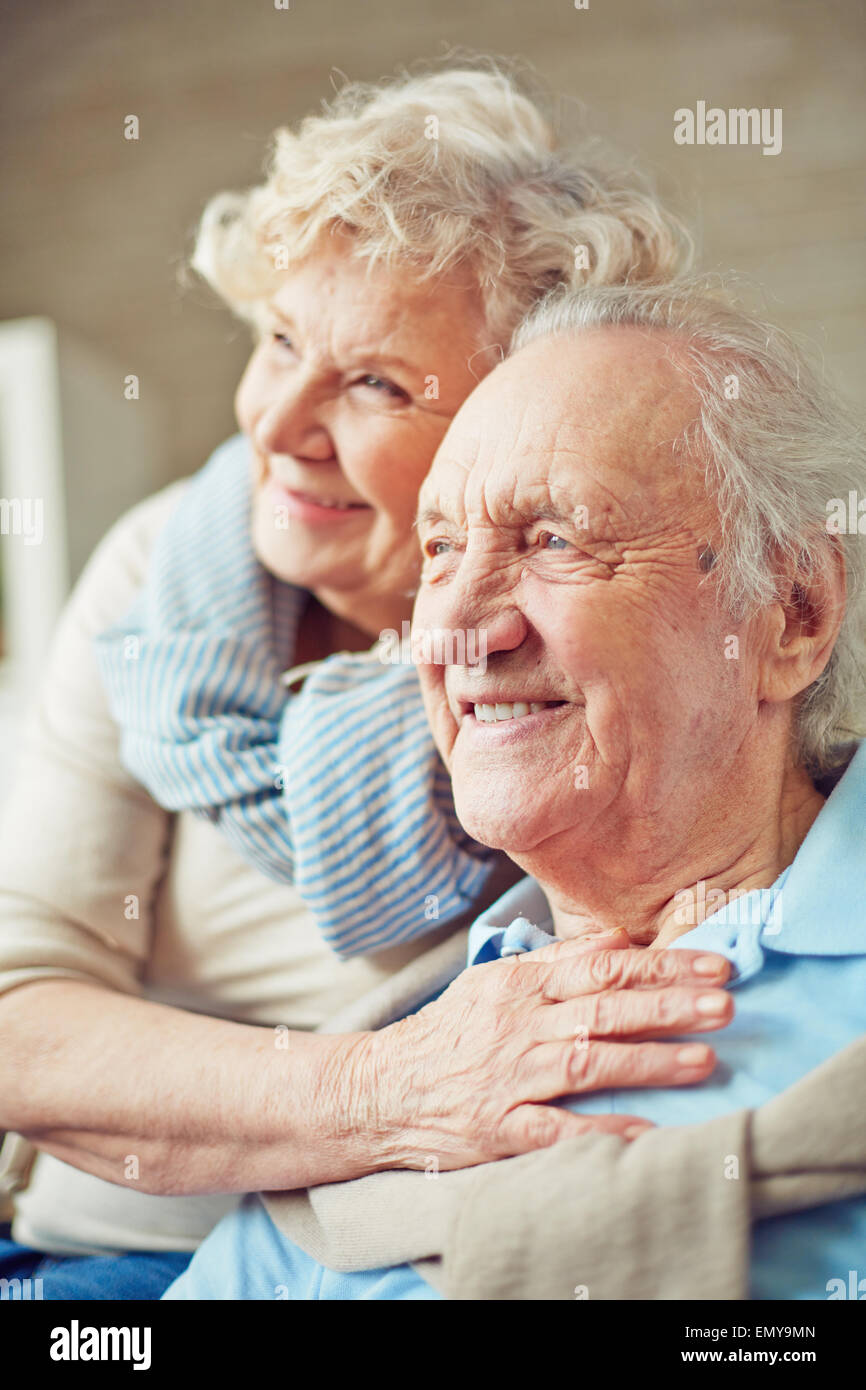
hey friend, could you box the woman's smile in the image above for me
[264,474,373,525]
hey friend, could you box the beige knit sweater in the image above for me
[0,481,458,1255]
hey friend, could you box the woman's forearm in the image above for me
[0,938,733,1194]
[0,979,380,1194]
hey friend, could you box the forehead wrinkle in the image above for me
[538,380,704,523]
[273,259,434,368]
[461,420,670,538]
[420,440,479,527]
[426,333,704,535]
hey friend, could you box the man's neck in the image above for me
[512,756,826,950]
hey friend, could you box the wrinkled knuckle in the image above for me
[584,950,617,991]
[567,1040,595,1088]
[521,1107,562,1150]
[470,1114,498,1158]
[630,1043,665,1083]
[649,988,679,1027]
[490,959,527,1002]
[582,990,606,1036]
[643,955,678,988]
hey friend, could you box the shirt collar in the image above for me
[468,879,554,965]
[467,740,866,974]
[765,737,866,955]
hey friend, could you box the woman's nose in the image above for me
[254,381,334,462]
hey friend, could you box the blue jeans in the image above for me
[0,1230,192,1300]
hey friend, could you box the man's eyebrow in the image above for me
[532,503,588,525]
[508,500,595,531]
[416,500,595,531]
[415,504,449,530]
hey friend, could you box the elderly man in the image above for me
[164,279,866,1300]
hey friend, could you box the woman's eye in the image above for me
[423,538,452,558]
[355,374,408,401]
[271,333,295,352]
[539,530,570,551]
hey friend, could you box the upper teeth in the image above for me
[287,490,362,509]
[473,702,551,722]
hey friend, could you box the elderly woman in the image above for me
[0,67,716,1299]
[163,279,866,1299]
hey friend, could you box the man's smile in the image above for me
[454,699,578,745]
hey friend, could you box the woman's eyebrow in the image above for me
[264,310,417,375]
[342,347,418,374]
[268,307,297,330]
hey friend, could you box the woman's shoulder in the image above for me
[76,435,251,634]
[70,473,202,639]
[89,477,190,583]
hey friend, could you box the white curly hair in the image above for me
[190,61,693,346]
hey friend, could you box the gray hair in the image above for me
[512,278,866,776]
[190,61,693,344]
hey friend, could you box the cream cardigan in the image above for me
[0,481,456,1255]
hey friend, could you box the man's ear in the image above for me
[757,539,847,705]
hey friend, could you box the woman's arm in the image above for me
[0,979,378,1193]
[0,940,731,1194]
[0,483,379,1194]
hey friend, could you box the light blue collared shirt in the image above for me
[165,741,866,1301]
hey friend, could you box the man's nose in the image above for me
[254,375,334,463]
[420,555,529,662]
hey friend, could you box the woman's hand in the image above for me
[0,935,731,1193]
[353,929,733,1171]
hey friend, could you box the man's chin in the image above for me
[452,796,546,857]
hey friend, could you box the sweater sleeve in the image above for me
[0,480,189,999]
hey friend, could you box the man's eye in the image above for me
[539,530,570,551]
[423,538,452,558]
[271,333,295,352]
[355,374,408,401]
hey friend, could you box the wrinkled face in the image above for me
[235,233,487,610]
[414,327,759,858]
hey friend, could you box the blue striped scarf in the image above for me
[94,434,494,958]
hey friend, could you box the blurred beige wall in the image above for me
[1,0,864,513]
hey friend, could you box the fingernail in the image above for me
[695,992,728,1016]
[693,955,726,977]
[624,1123,652,1140]
[676,1043,712,1067]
